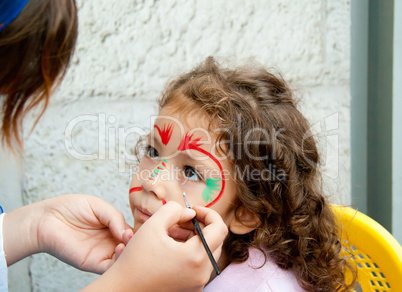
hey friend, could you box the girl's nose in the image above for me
[141,159,181,204]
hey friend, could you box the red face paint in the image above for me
[129,186,142,194]
[154,123,174,146]
[178,132,203,151]
[178,132,226,208]
[149,159,168,181]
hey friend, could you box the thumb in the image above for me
[90,196,128,242]
[143,201,196,232]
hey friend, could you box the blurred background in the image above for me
[0,0,400,291]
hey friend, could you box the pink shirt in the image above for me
[203,248,307,292]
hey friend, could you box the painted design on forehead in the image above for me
[154,123,174,146]
[178,132,203,151]
[178,132,226,208]
[202,178,221,204]
[149,159,168,181]
[129,186,142,194]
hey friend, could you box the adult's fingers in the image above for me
[93,257,115,274]
[143,201,196,232]
[122,229,133,245]
[89,196,129,242]
[168,224,196,242]
[192,206,228,252]
[114,243,125,261]
[177,218,197,230]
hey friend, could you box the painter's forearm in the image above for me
[3,202,42,265]
[81,270,139,292]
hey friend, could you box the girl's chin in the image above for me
[132,221,143,233]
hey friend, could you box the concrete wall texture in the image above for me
[10,0,352,290]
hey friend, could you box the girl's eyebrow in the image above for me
[178,150,217,171]
[148,130,221,170]
[147,132,163,149]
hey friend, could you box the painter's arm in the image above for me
[3,194,129,273]
[84,202,228,292]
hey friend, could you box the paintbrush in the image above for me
[183,192,221,275]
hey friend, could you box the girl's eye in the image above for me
[183,166,202,182]
[146,145,159,158]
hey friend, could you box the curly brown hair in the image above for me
[159,57,356,291]
[0,0,78,149]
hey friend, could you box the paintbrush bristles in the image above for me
[183,192,192,209]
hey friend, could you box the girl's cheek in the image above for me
[140,156,154,168]
[181,182,210,207]
[134,158,156,181]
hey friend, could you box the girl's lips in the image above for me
[138,207,152,216]
[136,206,153,222]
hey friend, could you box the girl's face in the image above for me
[129,106,238,233]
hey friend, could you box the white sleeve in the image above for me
[0,213,8,292]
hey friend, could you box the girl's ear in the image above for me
[228,206,261,235]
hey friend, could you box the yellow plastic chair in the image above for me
[332,205,402,291]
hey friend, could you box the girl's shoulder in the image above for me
[203,248,307,292]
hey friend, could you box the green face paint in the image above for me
[202,178,221,204]
[149,159,168,180]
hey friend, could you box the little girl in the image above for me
[128,57,356,291]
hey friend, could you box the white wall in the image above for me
[9,0,352,290]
